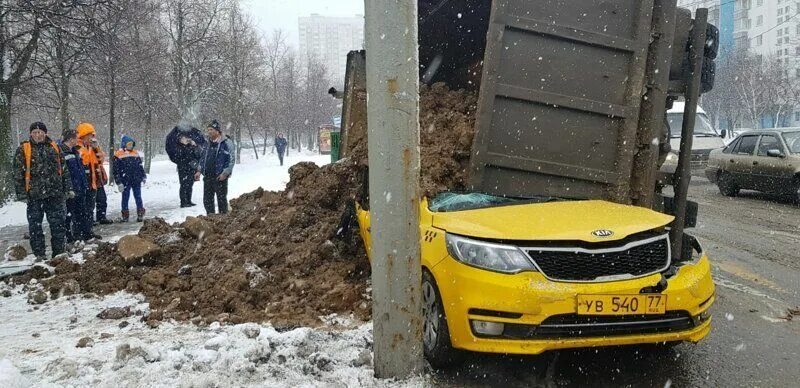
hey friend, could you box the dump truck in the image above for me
[335,0,719,366]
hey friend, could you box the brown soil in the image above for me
[42,83,478,328]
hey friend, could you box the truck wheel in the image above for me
[717,172,739,197]
[422,270,462,369]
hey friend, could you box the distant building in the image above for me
[298,14,364,86]
[680,0,800,127]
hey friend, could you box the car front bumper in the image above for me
[431,255,715,355]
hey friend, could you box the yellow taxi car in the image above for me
[356,193,715,366]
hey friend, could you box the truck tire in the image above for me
[717,172,739,197]
[422,270,463,369]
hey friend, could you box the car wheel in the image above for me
[717,172,739,197]
[422,270,462,368]
[794,179,800,204]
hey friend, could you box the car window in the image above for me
[723,137,739,154]
[733,135,758,155]
[757,135,781,156]
[783,131,800,153]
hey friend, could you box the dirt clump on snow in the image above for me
[42,83,478,328]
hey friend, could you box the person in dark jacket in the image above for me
[13,122,74,260]
[92,137,113,225]
[60,130,94,243]
[275,132,288,166]
[195,120,235,214]
[166,125,205,208]
[113,135,147,222]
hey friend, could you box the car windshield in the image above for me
[428,192,561,212]
[783,131,800,153]
[668,112,719,138]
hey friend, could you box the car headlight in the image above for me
[445,234,536,274]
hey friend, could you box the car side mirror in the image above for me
[767,149,784,158]
[720,129,727,138]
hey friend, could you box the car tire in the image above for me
[794,178,800,204]
[422,270,463,369]
[717,172,739,197]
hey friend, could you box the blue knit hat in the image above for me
[120,135,136,149]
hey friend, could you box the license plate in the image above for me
[577,294,667,315]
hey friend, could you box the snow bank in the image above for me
[0,288,427,387]
[0,151,330,229]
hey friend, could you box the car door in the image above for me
[753,134,788,193]
[726,134,759,189]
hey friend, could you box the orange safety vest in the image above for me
[22,141,63,192]
[78,140,101,189]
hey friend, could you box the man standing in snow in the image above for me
[76,123,108,234]
[195,120,235,214]
[275,132,288,166]
[113,135,147,222]
[60,130,93,243]
[166,125,205,208]
[13,122,74,260]
[91,137,113,225]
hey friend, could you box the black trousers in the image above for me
[95,185,108,221]
[65,196,90,241]
[84,189,97,229]
[203,177,229,214]
[178,166,196,206]
[278,152,285,166]
[27,197,67,258]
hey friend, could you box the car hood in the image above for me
[431,200,674,243]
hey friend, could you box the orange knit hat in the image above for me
[76,122,96,138]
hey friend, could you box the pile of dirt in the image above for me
[40,83,478,328]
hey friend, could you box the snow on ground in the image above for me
[0,150,431,386]
[0,287,428,387]
[0,150,330,230]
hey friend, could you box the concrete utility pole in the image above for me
[364,0,424,379]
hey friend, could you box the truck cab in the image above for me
[667,102,725,163]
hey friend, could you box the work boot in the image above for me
[98,218,114,225]
[121,210,130,222]
[136,208,146,223]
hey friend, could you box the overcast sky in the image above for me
[243,0,364,47]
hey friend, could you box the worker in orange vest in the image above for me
[76,123,109,238]
[13,122,74,260]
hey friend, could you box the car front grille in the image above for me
[525,234,671,282]
[495,311,697,340]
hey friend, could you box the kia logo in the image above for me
[592,229,614,237]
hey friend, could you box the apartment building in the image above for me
[298,14,365,86]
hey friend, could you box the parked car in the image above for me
[706,128,800,201]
